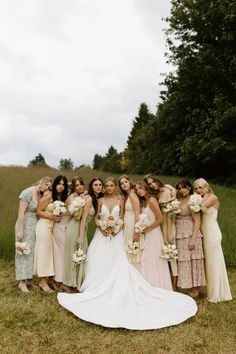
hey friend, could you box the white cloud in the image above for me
[0,0,171,168]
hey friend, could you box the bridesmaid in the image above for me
[62,177,86,292]
[62,177,104,292]
[15,177,53,292]
[52,176,69,290]
[194,178,232,303]
[135,181,172,290]
[34,176,65,293]
[144,174,178,290]
[175,179,206,298]
[118,175,142,270]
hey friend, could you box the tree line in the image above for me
[93,0,236,185]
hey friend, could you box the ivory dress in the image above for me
[159,190,178,277]
[58,203,197,330]
[176,204,206,289]
[34,203,55,277]
[141,205,172,290]
[53,212,71,282]
[201,206,232,302]
[15,187,38,281]
[123,196,144,269]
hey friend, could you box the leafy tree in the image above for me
[58,158,74,170]
[28,153,47,167]
[151,0,236,179]
[101,146,123,174]
[93,154,104,170]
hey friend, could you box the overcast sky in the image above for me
[0,0,172,168]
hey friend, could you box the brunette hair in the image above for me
[176,179,193,197]
[143,174,165,189]
[70,176,85,194]
[88,178,104,212]
[51,175,68,202]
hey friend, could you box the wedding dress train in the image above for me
[58,204,197,330]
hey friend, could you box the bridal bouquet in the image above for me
[127,240,140,255]
[68,197,86,221]
[15,241,30,255]
[98,215,123,237]
[134,213,150,234]
[72,248,87,265]
[188,194,205,212]
[52,200,67,216]
[161,244,178,261]
[163,199,182,219]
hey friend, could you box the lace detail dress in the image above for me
[176,203,206,289]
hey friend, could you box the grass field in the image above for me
[0,166,235,353]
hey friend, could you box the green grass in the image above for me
[0,260,235,354]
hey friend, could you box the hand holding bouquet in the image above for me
[52,200,67,216]
[161,244,178,261]
[134,213,150,235]
[127,240,140,255]
[98,215,123,238]
[68,197,86,221]
[15,241,30,255]
[163,199,182,220]
[72,248,87,265]
[188,194,206,212]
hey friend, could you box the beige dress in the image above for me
[123,197,144,270]
[34,203,55,277]
[53,212,71,282]
[201,206,232,302]
[159,190,178,277]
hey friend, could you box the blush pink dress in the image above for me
[140,205,172,290]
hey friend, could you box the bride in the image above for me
[58,177,197,330]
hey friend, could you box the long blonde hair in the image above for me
[33,176,53,187]
[194,178,214,194]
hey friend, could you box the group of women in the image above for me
[15,173,232,330]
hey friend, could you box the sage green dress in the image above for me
[15,187,38,281]
[63,206,95,289]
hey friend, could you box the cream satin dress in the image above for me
[201,206,232,302]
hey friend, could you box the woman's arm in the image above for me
[129,191,141,241]
[119,197,125,220]
[145,197,163,233]
[16,200,29,240]
[203,194,218,208]
[189,211,201,250]
[77,196,92,247]
[36,193,60,222]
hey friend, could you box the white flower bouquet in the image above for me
[188,194,205,212]
[134,213,150,234]
[161,244,178,261]
[98,215,123,237]
[52,200,67,215]
[127,240,140,255]
[72,248,87,265]
[68,197,86,221]
[163,199,182,219]
[15,241,30,255]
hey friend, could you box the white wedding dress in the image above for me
[58,204,197,330]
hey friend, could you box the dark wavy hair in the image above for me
[70,176,85,194]
[135,180,149,208]
[88,177,104,212]
[176,179,193,197]
[51,175,68,202]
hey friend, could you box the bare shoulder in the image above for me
[129,190,138,201]
[206,193,218,203]
[149,196,158,206]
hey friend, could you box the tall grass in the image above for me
[0,166,235,266]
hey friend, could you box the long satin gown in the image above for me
[201,206,232,303]
[58,204,197,330]
[141,205,172,290]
